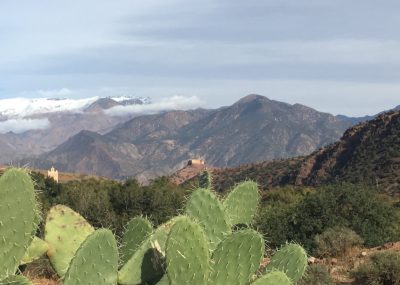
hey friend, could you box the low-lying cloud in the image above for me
[0,118,50,134]
[105,95,204,116]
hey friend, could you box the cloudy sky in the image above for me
[0,0,399,116]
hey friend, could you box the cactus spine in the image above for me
[223,181,259,226]
[44,205,94,277]
[64,229,118,285]
[120,217,153,265]
[198,170,212,189]
[209,230,265,285]
[265,243,308,283]
[250,271,292,285]
[118,218,178,285]
[166,216,210,285]
[185,188,231,251]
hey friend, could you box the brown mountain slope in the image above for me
[212,110,400,194]
[27,95,355,180]
[0,97,147,163]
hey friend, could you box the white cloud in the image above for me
[0,118,50,134]
[36,88,73,98]
[0,96,99,118]
[105,95,204,116]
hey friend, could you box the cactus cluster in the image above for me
[0,168,308,284]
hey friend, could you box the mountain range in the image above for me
[19,94,375,181]
[0,96,149,162]
[0,94,395,181]
[212,109,400,194]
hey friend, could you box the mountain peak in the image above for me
[235,94,269,104]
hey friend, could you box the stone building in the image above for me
[187,159,205,166]
[47,166,59,183]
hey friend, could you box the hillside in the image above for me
[26,95,356,180]
[0,96,149,162]
[212,110,400,194]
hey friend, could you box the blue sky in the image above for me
[0,0,399,116]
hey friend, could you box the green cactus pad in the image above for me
[0,275,34,285]
[0,168,38,281]
[118,218,177,285]
[223,181,259,226]
[250,271,291,285]
[265,243,308,283]
[20,237,49,265]
[166,216,209,285]
[155,274,170,285]
[198,170,212,189]
[64,229,118,285]
[120,217,153,265]
[185,188,231,251]
[45,205,94,277]
[209,230,264,285]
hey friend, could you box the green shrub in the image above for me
[255,186,310,248]
[288,183,400,251]
[298,264,334,285]
[314,227,363,257]
[352,251,400,285]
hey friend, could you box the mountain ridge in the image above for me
[24,94,360,181]
[211,109,400,194]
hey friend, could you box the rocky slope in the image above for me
[26,95,357,181]
[212,109,400,194]
[0,96,149,162]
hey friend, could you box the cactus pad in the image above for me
[45,205,94,277]
[223,181,259,226]
[166,216,209,285]
[64,229,118,285]
[265,243,308,283]
[118,219,174,285]
[21,237,49,265]
[185,188,230,251]
[198,170,212,189]
[0,275,33,285]
[0,168,38,281]
[250,271,291,285]
[209,230,264,285]
[120,217,153,265]
[155,274,169,285]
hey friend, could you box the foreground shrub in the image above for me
[315,226,364,257]
[352,251,400,285]
[299,264,334,285]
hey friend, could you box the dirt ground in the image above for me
[313,241,400,284]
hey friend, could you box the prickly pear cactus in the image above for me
[45,205,94,277]
[0,168,38,281]
[185,188,231,250]
[118,218,175,285]
[198,170,212,189]
[0,275,34,285]
[250,271,291,285]
[120,217,153,265]
[265,243,308,283]
[64,229,118,285]
[155,274,170,285]
[166,216,209,285]
[223,181,259,226]
[21,237,49,265]
[208,230,264,285]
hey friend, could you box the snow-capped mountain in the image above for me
[0,96,150,119]
[0,94,201,164]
